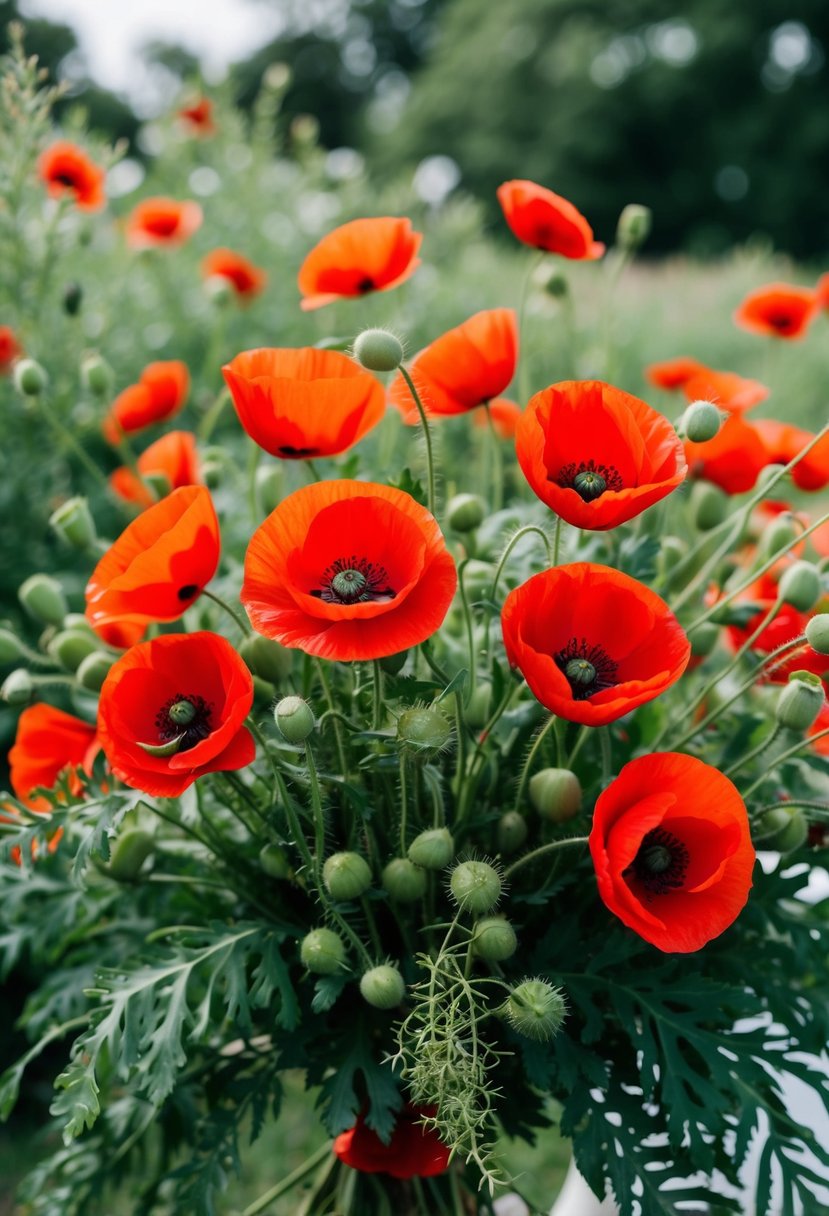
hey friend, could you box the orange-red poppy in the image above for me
[125,197,203,249]
[0,325,21,373]
[684,414,768,494]
[103,360,190,443]
[9,703,99,812]
[86,485,220,636]
[202,248,266,298]
[110,430,202,508]
[97,631,254,797]
[472,397,522,438]
[497,179,604,260]
[178,97,216,135]
[816,274,829,312]
[222,348,384,459]
[645,356,706,391]
[297,216,422,311]
[501,563,690,726]
[589,752,754,953]
[734,283,818,340]
[515,380,686,530]
[752,420,829,492]
[38,141,105,211]
[242,480,457,661]
[682,368,769,415]
[334,1106,450,1179]
[811,517,829,559]
[389,309,518,420]
[724,571,828,684]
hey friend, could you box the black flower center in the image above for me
[555,638,618,700]
[277,445,320,458]
[54,171,79,188]
[357,276,375,294]
[155,693,213,752]
[555,460,624,502]
[625,827,690,897]
[311,556,396,605]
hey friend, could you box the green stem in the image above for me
[598,726,612,781]
[553,515,563,565]
[399,365,436,516]
[726,724,784,780]
[513,714,557,815]
[315,659,349,779]
[399,752,409,854]
[201,586,251,635]
[491,525,553,601]
[371,660,385,730]
[198,385,230,443]
[505,835,589,880]
[457,560,478,699]
[241,1141,333,1216]
[484,403,504,511]
[742,725,829,799]
[517,249,544,404]
[753,799,829,820]
[247,440,262,523]
[303,741,327,880]
[35,393,112,493]
[567,723,590,768]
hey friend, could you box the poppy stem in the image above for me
[457,560,478,699]
[198,385,230,443]
[726,724,784,781]
[566,722,591,767]
[553,515,563,565]
[513,714,558,816]
[32,392,113,496]
[240,1141,333,1216]
[753,799,829,821]
[200,586,251,636]
[398,365,436,516]
[315,660,349,780]
[399,751,409,855]
[517,249,544,404]
[741,725,829,799]
[247,439,262,522]
[371,660,385,730]
[483,404,504,512]
[504,835,589,880]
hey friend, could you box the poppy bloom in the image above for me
[724,572,828,684]
[38,141,105,211]
[242,480,457,661]
[816,274,829,312]
[222,348,384,459]
[589,752,755,953]
[734,283,818,340]
[110,430,202,508]
[645,356,706,391]
[497,179,604,260]
[202,248,266,299]
[515,380,686,530]
[9,703,99,812]
[103,361,190,444]
[501,564,690,726]
[178,97,216,135]
[752,420,829,492]
[472,397,522,439]
[297,216,422,311]
[125,197,203,249]
[684,414,768,494]
[0,325,21,373]
[333,1105,450,1179]
[86,485,220,636]
[682,368,769,415]
[389,309,518,420]
[97,632,254,797]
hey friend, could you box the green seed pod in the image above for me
[682,400,721,444]
[18,574,67,626]
[62,282,83,316]
[472,916,518,961]
[397,706,452,753]
[616,203,652,250]
[62,613,96,635]
[758,514,799,560]
[449,860,502,915]
[274,696,315,743]
[240,634,294,683]
[756,807,809,853]
[256,465,283,515]
[0,629,25,665]
[503,979,567,1041]
[352,328,403,373]
[689,621,720,658]
[48,629,98,672]
[778,561,821,613]
[13,358,48,396]
[379,648,408,675]
[1,668,33,704]
[323,852,372,901]
[80,353,113,398]
[756,463,787,493]
[776,672,826,733]
[461,559,495,602]
[259,843,292,879]
[542,267,569,298]
[805,614,829,656]
[497,811,528,854]
[301,928,347,975]
[359,963,405,1009]
[529,768,582,823]
[447,493,486,534]
[407,827,455,871]
[201,458,223,490]
[49,497,96,551]
[382,858,427,903]
[691,481,728,532]
[465,681,492,728]
[107,829,155,881]
[76,651,114,692]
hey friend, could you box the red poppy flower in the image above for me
[202,248,266,298]
[178,97,216,135]
[110,430,202,508]
[589,752,755,953]
[242,480,457,661]
[86,485,220,636]
[298,216,422,310]
[724,571,828,684]
[816,274,829,312]
[734,283,818,340]
[472,397,522,438]
[222,348,384,459]
[388,309,518,420]
[0,325,21,374]
[38,141,105,211]
[126,197,203,249]
[684,415,768,494]
[501,564,690,726]
[103,361,190,443]
[333,1106,450,1179]
[9,703,99,812]
[811,517,829,559]
[752,420,829,492]
[97,632,254,797]
[497,179,604,259]
[515,380,686,530]
[682,368,769,415]
[645,356,707,391]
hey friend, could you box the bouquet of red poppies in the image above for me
[1,34,829,1216]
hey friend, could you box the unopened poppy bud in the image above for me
[682,400,721,444]
[542,267,569,298]
[62,282,83,316]
[202,458,223,489]
[497,811,528,854]
[408,827,455,870]
[353,328,403,373]
[447,493,486,533]
[80,353,113,398]
[1,668,33,704]
[805,615,829,656]
[274,695,315,742]
[778,561,821,612]
[259,843,292,879]
[301,928,347,975]
[529,768,581,823]
[256,465,283,515]
[449,859,502,914]
[757,463,787,492]
[77,650,114,691]
[502,979,567,1041]
[48,629,98,671]
[382,857,427,902]
[397,706,452,753]
[379,648,408,675]
[13,357,48,396]
[462,559,495,602]
[691,481,728,532]
[0,629,25,664]
[472,916,517,961]
[776,671,825,733]
[240,634,293,683]
[757,806,808,853]
[616,203,651,250]
[107,829,155,881]
[323,851,372,901]
[359,963,405,1009]
[759,515,799,560]
[49,497,96,551]
[18,574,67,626]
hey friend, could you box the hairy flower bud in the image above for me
[616,203,652,250]
[48,629,98,672]
[1,668,33,704]
[49,497,96,551]
[691,481,728,532]
[407,827,455,871]
[449,860,502,915]
[447,493,486,534]
[529,768,582,822]
[323,852,372,901]
[472,916,518,961]
[805,614,829,656]
[682,400,721,444]
[19,574,67,626]
[274,696,315,742]
[13,357,48,396]
[465,681,493,729]
[240,634,293,683]
[503,979,567,1041]
[382,858,427,902]
[756,806,808,853]
[776,671,826,733]
[352,328,404,372]
[259,843,292,879]
[758,515,799,560]
[397,706,452,753]
[301,928,347,975]
[778,561,821,612]
[0,629,25,665]
[77,651,114,692]
[80,353,113,398]
[360,963,405,1009]
[496,811,528,854]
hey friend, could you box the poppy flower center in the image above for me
[555,639,617,700]
[626,827,690,897]
[155,693,212,752]
[53,171,80,188]
[357,276,375,293]
[311,556,396,605]
[145,214,180,237]
[556,460,623,502]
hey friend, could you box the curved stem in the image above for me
[241,1141,332,1216]
[491,525,553,602]
[201,586,251,636]
[398,365,436,516]
[34,393,112,494]
[742,725,829,799]
[513,714,557,815]
[505,835,589,880]
[725,723,781,780]
[198,385,230,443]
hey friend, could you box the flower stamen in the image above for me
[555,460,623,502]
[312,556,396,605]
[555,638,618,700]
[625,827,690,897]
[154,693,212,752]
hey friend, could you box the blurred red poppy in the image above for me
[242,480,457,661]
[682,368,768,414]
[298,216,422,310]
[497,179,604,259]
[0,325,21,373]
[724,571,828,684]
[809,701,829,756]
[222,347,384,458]
[103,361,190,443]
[645,356,706,391]
[752,420,829,492]
[472,397,522,438]
[734,283,818,339]
[816,274,829,312]
[202,248,266,298]
[502,563,690,726]
[589,752,754,953]
[110,430,202,508]
[9,703,99,812]
[126,197,203,249]
[334,1105,450,1179]
[97,632,254,797]
[515,380,686,530]
[38,142,105,211]
[684,415,768,494]
[178,97,216,135]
